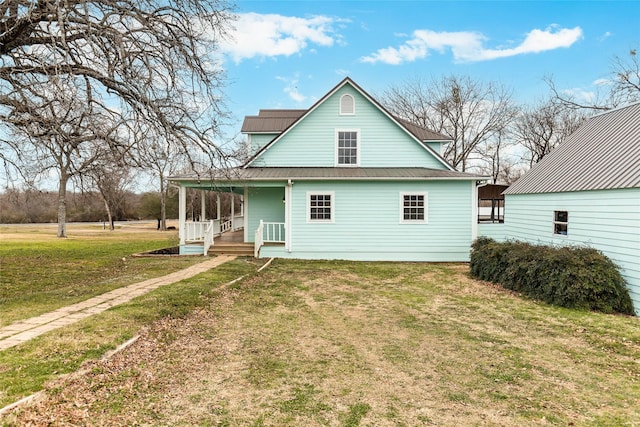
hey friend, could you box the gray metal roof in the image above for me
[172,167,485,182]
[241,110,306,133]
[505,102,640,195]
[240,108,450,141]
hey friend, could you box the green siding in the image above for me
[246,186,285,243]
[259,180,474,261]
[252,84,447,169]
[504,188,640,315]
[477,223,506,241]
[249,133,277,155]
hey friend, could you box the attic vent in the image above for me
[340,94,354,115]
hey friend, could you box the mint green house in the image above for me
[171,77,487,261]
[502,102,640,315]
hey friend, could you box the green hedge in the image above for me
[470,237,634,315]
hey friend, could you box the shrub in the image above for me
[470,238,634,315]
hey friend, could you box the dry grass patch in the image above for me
[4,259,640,426]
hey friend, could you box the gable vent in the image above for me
[340,94,355,115]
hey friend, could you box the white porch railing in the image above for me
[184,220,215,255]
[254,220,285,257]
[184,221,211,242]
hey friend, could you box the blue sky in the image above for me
[218,0,639,137]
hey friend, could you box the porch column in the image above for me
[179,185,187,245]
[243,187,249,242]
[285,180,292,252]
[230,193,235,230]
[216,193,221,220]
[200,190,206,221]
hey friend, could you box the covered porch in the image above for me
[175,180,289,257]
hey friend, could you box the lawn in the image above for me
[0,222,203,326]
[3,257,639,426]
[0,223,264,411]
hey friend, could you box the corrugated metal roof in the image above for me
[505,102,640,194]
[172,167,485,182]
[240,108,450,141]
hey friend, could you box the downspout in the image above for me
[286,179,293,252]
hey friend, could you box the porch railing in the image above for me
[254,220,286,257]
[184,220,215,255]
[184,221,211,242]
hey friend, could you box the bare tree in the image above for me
[547,48,640,111]
[0,0,235,235]
[382,75,516,172]
[513,100,586,167]
[83,161,132,230]
[1,77,123,236]
[138,134,190,231]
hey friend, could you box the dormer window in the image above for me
[340,94,355,115]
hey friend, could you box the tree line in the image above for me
[0,1,638,236]
[380,48,639,184]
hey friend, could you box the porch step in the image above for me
[208,242,254,257]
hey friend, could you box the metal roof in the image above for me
[505,102,640,195]
[240,108,450,141]
[172,167,485,182]
[240,110,306,133]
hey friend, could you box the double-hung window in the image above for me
[553,210,568,235]
[336,130,359,166]
[400,193,427,223]
[308,192,334,223]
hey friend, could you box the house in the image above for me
[170,77,488,261]
[503,102,640,315]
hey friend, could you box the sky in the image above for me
[217,0,640,138]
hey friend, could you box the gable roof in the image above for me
[241,109,450,142]
[242,77,454,170]
[505,102,640,195]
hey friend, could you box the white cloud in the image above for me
[277,75,307,103]
[221,13,343,63]
[361,26,583,64]
[593,78,611,86]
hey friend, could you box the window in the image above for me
[308,192,334,223]
[400,193,427,223]
[553,210,568,235]
[336,130,359,166]
[340,94,355,115]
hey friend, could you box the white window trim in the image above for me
[339,94,355,115]
[553,210,568,237]
[335,129,360,167]
[400,192,428,224]
[307,191,335,224]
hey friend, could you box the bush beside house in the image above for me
[470,238,635,315]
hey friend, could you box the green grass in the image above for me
[0,225,202,326]
[0,256,261,408]
[2,244,640,425]
[0,224,264,408]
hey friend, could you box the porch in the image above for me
[176,181,291,257]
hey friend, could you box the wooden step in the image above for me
[208,243,254,257]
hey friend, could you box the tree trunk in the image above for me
[102,196,114,231]
[57,173,68,238]
[159,178,167,231]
